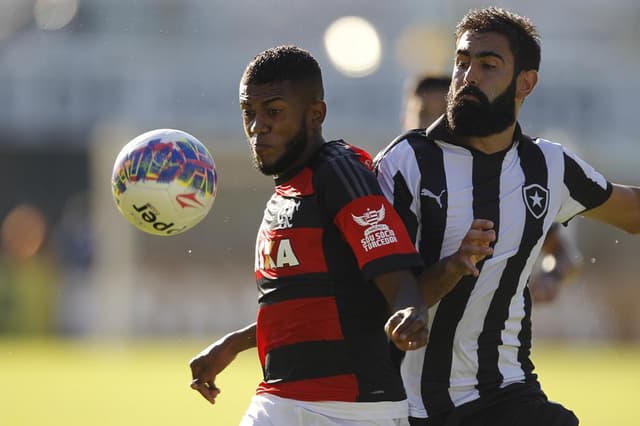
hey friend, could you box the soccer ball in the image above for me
[111,128,217,236]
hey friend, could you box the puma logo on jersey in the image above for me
[256,238,300,270]
[420,188,446,208]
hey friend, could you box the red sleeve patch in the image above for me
[334,195,417,269]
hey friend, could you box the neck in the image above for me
[460,121,517,154]
[273,134,325,181]
[300,135,325,165]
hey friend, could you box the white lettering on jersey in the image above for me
[352,205,398,252]
[275,239,299,267]
[255,238,274,270]
[256,237,300,270]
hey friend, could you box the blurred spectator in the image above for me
[401,74,450,131]
[0,204,58,334]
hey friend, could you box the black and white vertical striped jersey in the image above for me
[374,118,612,419]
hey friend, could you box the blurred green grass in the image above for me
[0,338,260,425]
[0,338,638,425]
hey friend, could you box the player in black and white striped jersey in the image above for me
[375,7,640,426]
[400,73,582,304]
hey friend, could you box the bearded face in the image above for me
[251,118,308,176]
[446,76,517,138]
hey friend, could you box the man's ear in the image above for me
[307,100,327,129]
[516,69,538,101]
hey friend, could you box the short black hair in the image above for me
[241,45,324,100]
[412,74,451,96]
[455,7,541,74]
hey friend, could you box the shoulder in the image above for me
[316,140,371,166]
[530,136,564,152]
[374,117,452,168]
[312,140,376,180]
[373,129,429,169]
[518,133,567,162]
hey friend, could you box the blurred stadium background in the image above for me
[0,0,639,424]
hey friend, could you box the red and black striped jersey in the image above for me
[254,140,422,403]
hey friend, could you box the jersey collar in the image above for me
[426,116,524,156]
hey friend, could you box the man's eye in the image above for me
[268,108,281,116]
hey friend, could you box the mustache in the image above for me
[454,85,489,104]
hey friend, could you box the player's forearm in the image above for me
[215,322,257,354]
[374,269,426,312]
[231,322,257,352]
[584,184,640,234]
[418,256,465,307]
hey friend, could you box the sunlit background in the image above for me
[1,0,639,424]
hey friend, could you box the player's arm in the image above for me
[323,147,427,351]
[417,219,495,306]
[582,184,640,234]
[373,269,429,351]
[189,322,256,404]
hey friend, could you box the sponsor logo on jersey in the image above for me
[420,188,446,208]
[256,237,300,271]
[352,205,398,252]
[522,184,549,219]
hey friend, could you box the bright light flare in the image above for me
[541,254,557,272]
[324,16,382,78]
[34,0,78,31]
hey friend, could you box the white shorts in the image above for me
[240,393,409,426]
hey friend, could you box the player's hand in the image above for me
[189,339,238,405]
[385,306,429,351]
[447,219,495,277]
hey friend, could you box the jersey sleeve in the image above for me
[556,148,613,224]
[315,152,422,281]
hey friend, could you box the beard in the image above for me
[446,77,517,138]
[251,122,308,176]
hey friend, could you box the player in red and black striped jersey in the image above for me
[254,139,424,405]
[190,45,436,425]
